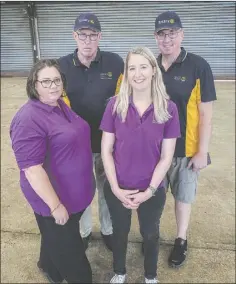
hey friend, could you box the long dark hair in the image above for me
[26,59,66,99]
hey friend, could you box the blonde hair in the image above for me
[113,46,171,123]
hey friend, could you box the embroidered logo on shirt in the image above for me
[100,72,113,79]
[174,76,186,82]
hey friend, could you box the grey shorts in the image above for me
[164,157,199,204]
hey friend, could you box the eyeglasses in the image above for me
[156,29,181,40]
[76,32,99,41]
[36,78,62,88]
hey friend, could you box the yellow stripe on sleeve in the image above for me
[115,73,123,96]
[61,90,71,108]
[185,79,201,157]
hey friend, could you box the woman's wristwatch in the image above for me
[147,185,157,196]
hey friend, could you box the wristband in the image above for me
[50,202,61,215]
[148,185,157,196]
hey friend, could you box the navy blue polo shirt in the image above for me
[157,47,217,157]
[58,48,124,153]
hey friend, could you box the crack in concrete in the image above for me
[2,229,235,252]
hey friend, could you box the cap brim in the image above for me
[156,25,182,32]
[75,25,100,32]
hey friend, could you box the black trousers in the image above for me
[35,210,92,283]
[104,181,166,279]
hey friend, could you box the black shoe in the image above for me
[168,238,187,268]
[82,232,92,251]
[101,232,113,251]
[37,261,62,283]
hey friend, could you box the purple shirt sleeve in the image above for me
[100,98,116,133]
[163,101,181,139]
[10,125,46,170]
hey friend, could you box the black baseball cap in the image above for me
[74,13,101,32]
[155,11,183,32]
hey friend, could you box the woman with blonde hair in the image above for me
[100,46,180,283]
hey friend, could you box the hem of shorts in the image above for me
[173,195,195,204]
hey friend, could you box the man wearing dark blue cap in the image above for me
[150,11,217,268]
[58,13,124,252]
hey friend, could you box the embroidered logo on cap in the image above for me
[158,19,175,24]
[79,19,95,24]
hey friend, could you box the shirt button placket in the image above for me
[84,68,90,83]
[86,69,91,83]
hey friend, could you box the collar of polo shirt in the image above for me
[128,95,154,111]
[157,47,187,68]
[30,98,62,113]
[73,48,102,67]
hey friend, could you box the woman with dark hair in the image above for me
[10,59,95,283]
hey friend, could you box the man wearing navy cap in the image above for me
[150,11,217,268]
[58,13,124,252]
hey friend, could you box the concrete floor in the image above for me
[1,79,235,283]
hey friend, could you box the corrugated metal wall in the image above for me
[0,2,34,73]
[35,1,235,78]
[1,2,235,77]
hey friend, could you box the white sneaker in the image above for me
[145,277,159,283]
[110,274,126,283]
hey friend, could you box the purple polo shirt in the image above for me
[10,99,95,216]
[100,97,181,190]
